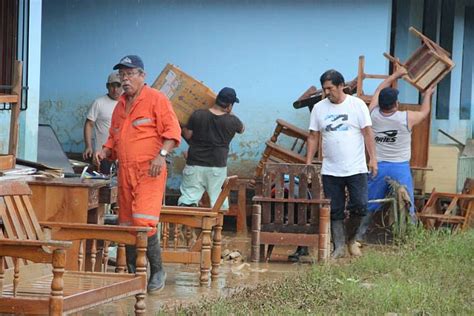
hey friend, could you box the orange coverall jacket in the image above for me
[104,85,181,235]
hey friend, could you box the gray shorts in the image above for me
[178,165,229,210]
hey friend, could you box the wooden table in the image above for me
[26,177,115,270]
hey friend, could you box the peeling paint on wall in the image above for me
[39,99,91,153]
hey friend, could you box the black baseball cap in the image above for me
[216,87,239,106]
[379,87,399,109]
[113,55,144,70]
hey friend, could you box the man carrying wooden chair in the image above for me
[353,68,435,247]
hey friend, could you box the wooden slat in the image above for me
[4,196,26,240]
[21,195,44,241]
[12,195,35,240]
[0,197,17,239]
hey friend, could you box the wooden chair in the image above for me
[0,181,151,315]
[418,178,474,231]
[160,175,238,285]
[251,163,330,262]
[254,119,321,180]
[384,27,454,92]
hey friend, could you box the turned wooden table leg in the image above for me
[200,218,212,286]
[211,213,223,281]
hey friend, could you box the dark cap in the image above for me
[378,87,399,109]
[216,87,239,107]
[113,55,144,70]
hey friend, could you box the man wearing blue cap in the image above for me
[352,67,435,248]
[178,87,244,209]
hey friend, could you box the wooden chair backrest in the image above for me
[211,175,238,212]
[0,181,45,269]
[258,163,326,234]
[0,181,44,242]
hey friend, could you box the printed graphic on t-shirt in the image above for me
[375,130,398,143]
[324,114,348,131]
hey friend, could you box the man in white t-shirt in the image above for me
[82,72,122,162]
[306,69,377,258]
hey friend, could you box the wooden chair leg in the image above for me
[266,245,274,262]
[116,244,126,273]
[211,214,223,281]
[259,244,266,262]
[318,205,330,262]
[200,218,212,286]
[135,233,148,315]
[251,204,261,262]
[50,249,66,315]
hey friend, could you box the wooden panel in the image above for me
[88,188,99,209]
[151,63,216,126]
[425,145,459,193]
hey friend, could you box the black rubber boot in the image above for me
[331,220,346,259]
[354,213,373,242]
[288,246,309,262]
[146,232,167,294]
[125,245,136,274]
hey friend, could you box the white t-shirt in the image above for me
[309,95,372,176]
[87,95,118,151]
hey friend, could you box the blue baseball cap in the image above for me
[378,87,399,109]
[113,55,144,70]
[216,87,239,106]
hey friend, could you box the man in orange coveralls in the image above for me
[96,55,181,293]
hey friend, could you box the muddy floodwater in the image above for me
[84,233,313,315]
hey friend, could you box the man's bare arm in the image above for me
[407,86,434,130]
[369,67,408,112]
[83,119,95,159]
[306,130,320,164]
[361,126,378,178]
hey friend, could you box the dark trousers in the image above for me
[322,173,368,221]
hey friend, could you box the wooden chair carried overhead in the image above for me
[384,27,454,93]
[251,163,330,262]
[0,181,151,315]
[418,178,474,232]
[160,175,238,285]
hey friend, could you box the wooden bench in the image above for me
[251,163,330,262]
[160,175,238,285]
[0,181,151,315]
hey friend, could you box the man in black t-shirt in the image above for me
[178,87,244,208]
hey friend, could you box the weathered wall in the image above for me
[40,0,391,187]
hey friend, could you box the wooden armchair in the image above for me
[418,178,474,231]
[0,181,151,315]
[160,175,238,285]
[251,163,330,262]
